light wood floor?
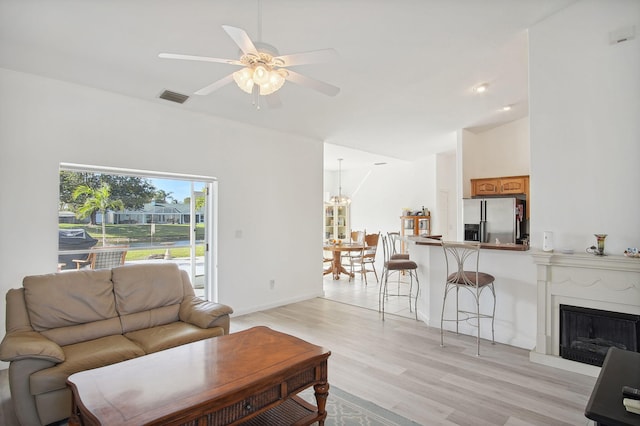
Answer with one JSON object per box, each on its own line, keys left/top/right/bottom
{"left": 232, "top": 298, "right": 596, "bottom": 426}
{"left": 1, "top": 296, "right": 597, "bottom": 426}
{"left": 322, "top": 270, "right": 419, "bottom": 319}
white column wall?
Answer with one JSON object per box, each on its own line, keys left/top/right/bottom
{"left": 529, "top": 0, "right": 640, "bottom": 254}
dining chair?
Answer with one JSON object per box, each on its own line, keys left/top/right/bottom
{"left": 343, "top": 230, "right": 365, "bottom": 266}
{"left": 351, "top": 230, "right": 365, "bottom": 244}
{"left": 440, "top": 241, "right": 496, "bottom": 356}
{"left": 379, "top": 234, "right": 419, "bottom": 320}
{"left": 349, "top": 232, "right": 380, "bottom": 284}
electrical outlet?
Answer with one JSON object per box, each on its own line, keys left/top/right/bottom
{"left": 269, "top": 279, "right": 275, "bottom": 289}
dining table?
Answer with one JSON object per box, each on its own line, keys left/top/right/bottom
{"left": 323, "top": 243, "right": 365, "bottom": 280}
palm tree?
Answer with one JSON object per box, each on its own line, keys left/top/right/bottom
{"left": 73, "top": 183, "right": 124, "bottom": 245}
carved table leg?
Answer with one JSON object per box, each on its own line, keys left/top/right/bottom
{"left": 68, "top": 414, "right": 81, "bottom": 426}
{"left": 314, "top": 382, "right": 329, "bottom": 425}
{"left": 332, "top": 252, "right": 341, "bottom": 280}
{"left": 67, "top": 397, "right": 82, "bottom": 426}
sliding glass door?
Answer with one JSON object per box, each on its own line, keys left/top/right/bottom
{"left": 58, "top": 163, "right": 218, "bottom": 301}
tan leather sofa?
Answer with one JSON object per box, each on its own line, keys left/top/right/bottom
{"left": 0, "top": 263, "right": 233, "bottom": 426}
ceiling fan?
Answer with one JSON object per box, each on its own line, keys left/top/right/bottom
{"left": 158, "top": 25, "right": 340, "bottom": 108}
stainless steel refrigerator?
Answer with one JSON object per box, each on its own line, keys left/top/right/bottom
{"left": 463, "top": 196, "right": 526, "bottom": 244}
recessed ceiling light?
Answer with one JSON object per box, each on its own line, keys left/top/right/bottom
{"left": 474, "top": 83, "right": 489, "bottom": 94}
{"left": 502, "top": 105, "right": 512, "bottom": 111}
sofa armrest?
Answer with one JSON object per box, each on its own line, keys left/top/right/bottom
{"left": 0, "top": 330, "right": 65, "bottom": 363}
{"left": 179, "top": 296, "right": 233, "bottom": 333}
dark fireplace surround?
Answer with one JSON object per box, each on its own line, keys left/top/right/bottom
{"left": 560, "top": 304, "right": 640, "bottom": 367}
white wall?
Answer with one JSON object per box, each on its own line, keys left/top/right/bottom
{"left": 0, "top": 68, "right": 324, "bottom": 368}
{"left": 462, "top": 117, "right": 531, "bottom": 198}
{"left": 529, "top": 0, "right": 640, "bottom": 254}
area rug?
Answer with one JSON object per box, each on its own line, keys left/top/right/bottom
{"left": 298, "top": 386, "right": 421, "bottom": 426}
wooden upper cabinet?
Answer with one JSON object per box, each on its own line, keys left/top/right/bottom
{"left": 471, "top": 175, "right": 529, "bottom": 197}
{"left": 472, "top": 179, "right": 500, "bottom": 195}
{"left": 500, "top": 176, "right": 528, "bottom": 194}
{"left": 472, "top": 175, "right": 530, "bottom": 218}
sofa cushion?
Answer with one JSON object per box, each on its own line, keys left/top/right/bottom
{"left": 23, "top": 270, "right": 117, "bottom": 334}
{"left": 41, "top": 317, "right": 123, "bottom": 347}
{"left": 125, "top": 321, "right": 224, "bottom": 354}
{"left": 112, "top": 263, "right": 184, "bottom": 316}
{"left": 114, "top": 263, "right": 190, "bottom": 333}
{"left": 120, "top": 304, "right": 180, "bottom": 334}
{"left": 29, "top": 335, "right": 145, "bottom": 396}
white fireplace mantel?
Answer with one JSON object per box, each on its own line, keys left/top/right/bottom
{"left": 530, "top": 251, "right": 640, "bottom": 376}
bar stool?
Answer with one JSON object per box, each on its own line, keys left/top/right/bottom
{"left": 379, "top": 234, "right": 419, "bottom": 320}
{"left": 440, "top": 241, "right": 496, "bottom": 356}
{"left": 387, "top": 232, "right": 409, "bottom": 260}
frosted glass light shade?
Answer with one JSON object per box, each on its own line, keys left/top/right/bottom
{"left": 259, "top": 69, "right": 286, "bottom": 95}
{"left": 233, "top": 68, "right": 254, "bottom": 94}
{"left": 233, "top": 66, "right": 286, "bottom": 96}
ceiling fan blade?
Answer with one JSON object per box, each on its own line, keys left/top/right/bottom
{"left": 265, "top": 93, "right": 283, "bottom": 109}
{"left": 222, "top": 25, "right": 258, "bottom": 56}
{"left": 284, "top": 70, "right": 340, "bottom": 97}
{"left": 274, "top": 48, "right": 338, "bottom": 67}
{"left": 194, "top": 73, "right": 235, "bottom": 95}
{"left": 158, "top": 53, "right": 242, "bottom": 66}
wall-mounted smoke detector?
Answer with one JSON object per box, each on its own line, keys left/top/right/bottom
{"left": 159, "top": 90, "right": 189, "bottom": 104}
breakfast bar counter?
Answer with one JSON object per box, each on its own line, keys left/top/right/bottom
{"left": 409, "top": 236, "right": 530, "bottom": 251}
{"left": 406, "top": 237, "right": 536, "bottom": 350}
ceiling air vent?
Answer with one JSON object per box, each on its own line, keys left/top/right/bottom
{"left": 159, "top": 90, "right": 189, "bottom": 104}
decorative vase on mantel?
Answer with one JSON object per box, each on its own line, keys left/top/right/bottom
{"left": 589, "top": 234, "right": 607, "bottom": 256}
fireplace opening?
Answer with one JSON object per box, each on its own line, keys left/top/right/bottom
{"left": 559, "top": 304, "right": 640, "bottom": 367}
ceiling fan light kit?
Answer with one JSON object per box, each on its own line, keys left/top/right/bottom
{"left": 231, "top": 49, "right": 289, "bottom": 96}
{"left": 158, "top": 24, "right": 339, "bottom": 106}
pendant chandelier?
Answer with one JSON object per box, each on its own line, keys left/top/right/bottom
{"left": 329, "top": 158, "right": 351, "bottom": 204}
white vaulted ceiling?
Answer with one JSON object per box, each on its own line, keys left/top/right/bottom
{"left": 0, "top": 0, "right": 577, "bottom": 170}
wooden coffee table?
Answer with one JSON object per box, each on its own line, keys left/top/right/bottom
{"left": 66, "top": 326, "right": 331, "bottom": 425}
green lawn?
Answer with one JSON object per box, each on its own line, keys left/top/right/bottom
{"left": 59, "top": 223, "right": 206, "bottom": 260}
{"left": 125, "top": 246, "right": 205, "bottom": 261}
{"left": 60, "top": 223, "right": 205, "bottom": 243}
